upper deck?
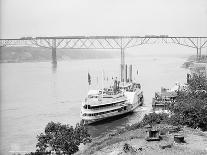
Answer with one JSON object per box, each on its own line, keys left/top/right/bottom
{"left": 85, "top": 89, "right": 127, "bottom": 107}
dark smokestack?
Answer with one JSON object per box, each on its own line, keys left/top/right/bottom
{"left": 125, "top": 64, "right": 127, "bottom": 82}
{"left": 129, "top": 65, "right": 132, "bottom": 82}
{"left": 121, "top": 64, "right": 124, "bottom": 82}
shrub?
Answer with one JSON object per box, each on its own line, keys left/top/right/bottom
{"left": 141, "top": 112, "right": 170, "bottom": 126}
{"left": 169, "top": 75, "right": 207, "bottom": 131}
{"left": 188, "top": 75, "right": 207, "bottom": 92}
{"left": 27, "top": 121, "right": 91, "bottom": 155}
{"left": 169, "top": 97, "right": 207, "bottom": 130}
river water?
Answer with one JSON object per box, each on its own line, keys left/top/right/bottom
{"left": 0, "top": 56, "right": 188, "bottom": 154}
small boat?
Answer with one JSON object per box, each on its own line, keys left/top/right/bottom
{"left": 81, "top": 81, "right": 143, "bottom": 124}
{"left": 152, "top": 83, "right": 187, "bottom": 107}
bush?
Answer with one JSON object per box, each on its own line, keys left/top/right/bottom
{"left": 169, "top": 75, "right": 207, "bottom": 131}
{"left": 188, "top": 75, "right": 207, "bottom": 92}
{"left": 170, "top": 96, "right": 207, "bottom": 130}
{"left": 141, "top": 112, "right": 170, "bottom": 126}
{"left": 27, "top": 121, "right": 91, "bottom": 155}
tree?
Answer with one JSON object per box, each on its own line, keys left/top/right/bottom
{"left": 141, "top": 112, "right": 170, "bottom": 126}
{"left": 34, "top": 121, "right": 91, "bottom": 155}
{"left": 169, "top": 75, "right": 207, "bottom": 131}
{"left": 188, "top": 74, "right": 207, "bottom": 92}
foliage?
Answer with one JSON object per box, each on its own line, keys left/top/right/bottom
{"left": 27, "top": 121, "right": 91, "bottom": 155}
{"left": 169, "top": 75, "right": 207, "bottom": 131}
{"left": 188, "top": 74, "right": 207, "bottom": 92}
{"left": 141, "top": 112, "right": 170, "bottom": 126}
{"left": 169, "top": 95, "right": 207, "bottom": 130}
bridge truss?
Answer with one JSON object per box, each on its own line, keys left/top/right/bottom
{"left": 1, "top": 36, "right": 207, "bottom": 81}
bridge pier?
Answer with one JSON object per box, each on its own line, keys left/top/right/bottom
{"left": 196, "top": 47, "right": 202, "bottom": 61}
{"left": 196, "top": 48, "right": 199, "bottom": 61}
{"left": 199, "top": 47, "right": 202, "bottom": 60}
{"left": 52, "top": 39, "right": 57, "bottom": 67}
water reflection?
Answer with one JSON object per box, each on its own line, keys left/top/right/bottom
{"left": 52, "top": 62, "right": 57, "bottom": 73}
{"left": 51, "top": 62, "right": 58, "bottom": 103}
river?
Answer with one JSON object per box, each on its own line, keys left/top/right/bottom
{"left": 0, "top": 56, "right": 188, "bottom": 154}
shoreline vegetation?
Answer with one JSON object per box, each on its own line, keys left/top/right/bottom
{"left": 182, "top": 55, "right": 207, "bottom": 68}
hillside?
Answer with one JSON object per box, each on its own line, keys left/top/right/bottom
{"left": 0, "top": 47, "right": 118, "bottom": 63}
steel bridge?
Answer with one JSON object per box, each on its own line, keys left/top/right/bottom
{"left": 1, "top": 36, "right": 207, "bottom": 81}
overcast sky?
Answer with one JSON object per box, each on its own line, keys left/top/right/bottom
{"left": 1, "top": 0, "right": 207, "bottom": 38}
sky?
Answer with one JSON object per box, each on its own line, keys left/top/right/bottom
{"left": 1, "top": 0, "right": 207, "bottom": 39}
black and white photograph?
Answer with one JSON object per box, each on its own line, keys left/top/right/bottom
{"left": 0, "top": 0, "right": 207, "bottom": 154}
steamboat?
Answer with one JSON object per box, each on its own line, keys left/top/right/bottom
{"left": 81, "top": 64, "right": 144, "bottom": 124}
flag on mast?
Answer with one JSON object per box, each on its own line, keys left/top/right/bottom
{"left": 88, "top": 72, "right": 91, "bottom": 85}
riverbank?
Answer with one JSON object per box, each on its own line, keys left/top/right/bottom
{"left": 75, "top": 68, "right": 207, "bottom": 155}
{"left": 76, "top": 124, "right": 207, "bottom": 155}
{"left": 182, "top": 55, "right": 207, "bottom": 69}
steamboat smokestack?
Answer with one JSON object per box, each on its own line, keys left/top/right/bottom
{"left": 121, "top": 64, "right": 124, "bottom": 82}
{"left": 125, "top": 64, "right": 127, "bottom": 82}
{"left": 129, "top": 64, "right": 132, "bottom": 82}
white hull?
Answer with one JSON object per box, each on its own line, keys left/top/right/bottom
{"left": 82, "top": 96, "right": 143, "bottom": 124}
{"left": 81, "top": 82, "right": 144, "bottom": 124}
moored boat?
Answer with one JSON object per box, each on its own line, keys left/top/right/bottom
{"left": 81, "top": 68, "right": 144, "bottom": 124}
{"left": 81, "top": 81, "right": 143, "bottom": 124}
{"left": 152, "top": 83, "right": 187, "bottom": 107}
{"left": 81, "top": 62, "right": 144, "bottom": 124}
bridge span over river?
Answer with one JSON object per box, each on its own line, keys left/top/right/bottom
{"left": 1, "top": 36, "right": 207, "bottom": 80}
